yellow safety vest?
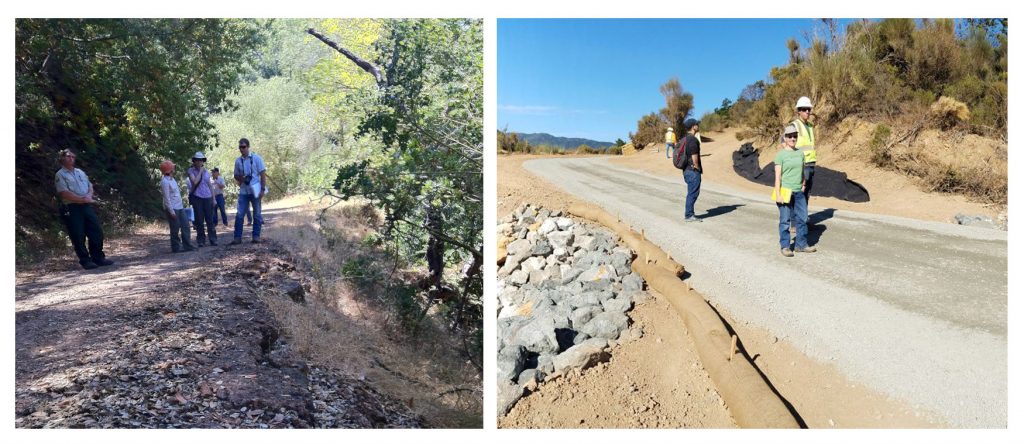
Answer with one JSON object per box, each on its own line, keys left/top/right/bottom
{"left": 793, "top": 119, "right": 817, "bottom": 163}
{"left": 665, "top": 131, "right": 676, "bottom": 144}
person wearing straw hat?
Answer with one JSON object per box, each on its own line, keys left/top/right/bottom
{"left": 187, "top": 151, "right": 217, "bottom": 247}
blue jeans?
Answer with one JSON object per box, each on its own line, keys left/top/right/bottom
{"left": 683, "top": 169, "right": 701, "bottom": 218}
{"left": 803, "top": 165, "right": 815, "bottom": 222}
{"left": 234, "top": 193, "right": 263, "bottom": 240}
{"left": 666, "top": 142, "right": 674, "bottom": 159}
{"left": 778, "top": 191, "right": 808, "bottom": 249}
{"left": 214, "top": 194, "right": 228, "bottom": 225}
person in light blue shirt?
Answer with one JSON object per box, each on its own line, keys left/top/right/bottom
{"left": 230, "top": 138, "right": 267, "bottom": 244}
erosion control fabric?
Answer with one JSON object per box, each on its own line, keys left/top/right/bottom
{"left": 732, "top": 143, "right": 870, "bottom": 203}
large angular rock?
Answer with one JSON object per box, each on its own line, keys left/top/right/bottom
{"left": 602, "top": 297, "right": 634, "bottom": 314}
{"left": 531, "top": 240, "right": 553, "bottom": 257}
{"left": 509, "top": 316, "right": 560, "bottom": 354}
{"left": 548, "top": 231, "right": 573, "bottom": 249}
{"left": 506, "top": 238, "right": 533, "bottom": 257}
{"left": 580, "top": 311, "right": 630, "bottom": 340}
{"left": 552, "top": 338, "right": 610, "bottom": 373}
{"left": 521, "top": 256, "right": 547, "bottom": 274}
{"left": 508, "top": 270, "right": 529, "bottom": 286}
{"left": 570, "top": 305, "right": 604, "bottom": 328}
{"left": 497, "top": 345, "right": 527, "bottom": 383}
{"left": 555, "top": 217, "right": 574, "bottom": 230}
{"left": 498, "top": 381, "right": 525, "bottom": 416}
{"left": 609, "top": 252, "right": 632, "bottom": 277}
{"left": 621, "top": 273, "right": 644, "bottom": 292}
{"left": 539, "top": 218, "right": 559, "bottom": 235}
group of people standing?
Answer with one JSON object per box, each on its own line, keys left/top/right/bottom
{"left": 158, "top": 137, "right": 268, "bottom": 252}
{"left": 55, "top": 138, "right": 268, "bottom": 269}
{"left": 667, "top": 96, "right": 819, "bottom": 257}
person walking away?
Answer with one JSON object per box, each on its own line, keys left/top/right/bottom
{"left": 664, "top": 127, "right": 676, "bottom": 158}
{"left": 211, "top": 168, "right": 228, "bottom": 227}
{"left": 160, "top": 161, "right": 195, "bottom": 253}
{"left": 187, "top": 152, "right": 218, "bottom": 247}
{"left": 775, "top": 124, "right": 816, "bottom": 257}
{"left": 681, "top": 119, "right": 703, "bottom": 222}
{"left": 231, "top": 138, "right": 267, "bottom": 244}
{"left": 792, "top": 96, "right": 816, "bottom": 225}
{"left": 54, "top": 149, "right": 113, "bottom": 270}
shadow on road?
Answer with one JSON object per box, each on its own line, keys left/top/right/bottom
{"left": 806, "top": 208, "right": 835, "bottom": 247}
{"left": 699, "top": 204, "right": 745, "bottom": 220}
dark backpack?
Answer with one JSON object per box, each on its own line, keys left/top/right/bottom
{"left": 672, "top": 135, "right": 690, "bottom": 169}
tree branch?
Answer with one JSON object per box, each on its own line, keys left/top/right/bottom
{"left": 306, "top": 28, "right": 384, "bottom": 87}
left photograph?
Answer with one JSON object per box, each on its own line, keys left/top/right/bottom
{"left": 15, "top": 18, "right": 483, "bottom": 428}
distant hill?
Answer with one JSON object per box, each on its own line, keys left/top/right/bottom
{"left": 514, "top": 132, "right": 615, "bottom": 149}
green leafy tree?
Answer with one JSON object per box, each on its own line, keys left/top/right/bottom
{"left": 15, "top": 18, "right": 265, "bottom": 260}
{"left": 308, "top": 19, "right": 483, "bottom": 364}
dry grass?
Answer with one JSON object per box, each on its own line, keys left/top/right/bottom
{"left": 830, "top": 116, "right": 1007, "bottom": 205}
{"left": 257, "top": 194, "right": 482, "bottom": 427}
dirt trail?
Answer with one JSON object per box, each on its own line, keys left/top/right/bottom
{"left": 498, "top": 152, "right": 1004, "bottom": 428}
{"left": 14, "top": 202, "right": 427, "bottom": 428}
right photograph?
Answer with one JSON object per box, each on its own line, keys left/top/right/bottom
{"left": 496, "top": 18, "right": 1007, "bottom": 428}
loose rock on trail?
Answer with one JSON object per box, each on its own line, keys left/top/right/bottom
{"left": 15, "top": 225, "right": 421, "bottom": 428}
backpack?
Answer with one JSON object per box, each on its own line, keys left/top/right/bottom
{"left": 672, "top": 135, "right": 690, "bottom": 169}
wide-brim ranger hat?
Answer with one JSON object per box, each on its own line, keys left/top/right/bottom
{"left": 784, "top": 123, "right": 799, "bottom": 136}
{"left": 192, "top": 151, "right": 207, "bottom": 162}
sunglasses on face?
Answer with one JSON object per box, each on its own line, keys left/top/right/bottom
{"left": 785, "top": 133, "right": 798, "bottom": 139}
{"left": 798, "top": 108, "right": 811, "bottom": 112}
{"left": 239, "top": 146, "right": 248, "bottom": 149}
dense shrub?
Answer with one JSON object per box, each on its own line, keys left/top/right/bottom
{"left": 732, "top": 18, "right": 1006, "bottom": 141}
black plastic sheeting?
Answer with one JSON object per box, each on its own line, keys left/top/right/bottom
{"left": 732, "top": 143, "right": 870, "bottom": 203}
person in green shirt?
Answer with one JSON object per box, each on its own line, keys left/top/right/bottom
{"left": 774, "top": 124, "right": 816, "bottom": 257}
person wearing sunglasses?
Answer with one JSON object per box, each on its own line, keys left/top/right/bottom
{"left": 791, "top": 96, "right": 816, "bottom": 224}
{"left": 230, "top": 138, "right": 267, "bottom": 244}
{"left": 54, "top": 149, "right": 113, "bottom": 270}
{"left": 775, "top": 124, "right": 815, "bottom": 257}
{"left": 187, "top": 151, "right": 218, "bottom": 247}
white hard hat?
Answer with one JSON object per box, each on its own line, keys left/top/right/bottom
{"left": 796, "top": 96, "right": 813, "bottom": 109}
{"left": 667, "top": 127, "right": 673, "bottom": 132}
{"left": 192, "top": 151, "right": 207, "bottom": 160}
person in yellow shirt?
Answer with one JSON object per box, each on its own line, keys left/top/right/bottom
{"left": 664, "top": 127, "right": 676, "bottom": 159}
{"left": 792, "top": 96, "right": 816, "bottom": 225}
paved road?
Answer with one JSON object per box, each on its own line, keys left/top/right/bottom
{"left": 524, "top": 157, "right": 1007, "bottom": 428}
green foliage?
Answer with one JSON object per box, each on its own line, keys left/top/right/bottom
{"left": 497, "top": 129, "right": 531, "bottom": 153}
{"left": 869, "top": 123, "right": 892, "bottom": 165}
{"left": 699, "top": 111, "right": 725, "bottom": 132}
{"left": 614, "top": 138, "right": 626, "bottom": 147}
{"left": 15, "top": 18, "right": 266, "bottom": 261}
{"left": 326, "top": 19, "right": 483, "bottom": 341}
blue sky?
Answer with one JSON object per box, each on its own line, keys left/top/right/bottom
{"left": 498, "top": 18, "right": 845, "bottom": 142}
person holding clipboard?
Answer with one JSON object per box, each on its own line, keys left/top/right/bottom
{"left": 774, "top": 123, "right": 816, "bottom": 257}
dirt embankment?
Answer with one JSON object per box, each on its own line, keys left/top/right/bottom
{"left": 498, "top": 153, "right": 941, "bottom": 428}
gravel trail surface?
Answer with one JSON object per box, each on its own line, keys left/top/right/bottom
{"left": 524, "top": 157, "right": 1007, "bottom": 428}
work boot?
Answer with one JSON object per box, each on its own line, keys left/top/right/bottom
{"left": 795, "top": 246, "right": 817, "bottom": 253}
{"left": 95, "top": 258, "right": 114, "bottom": 266}
{"left": 229, "top": 239, "right": 242, "bottom": 245}
{"left": 780, "top": 248, "right": 794, "bottom": 257}
{"left": 82, "top": 261, "right": 99, "bottom": 270}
